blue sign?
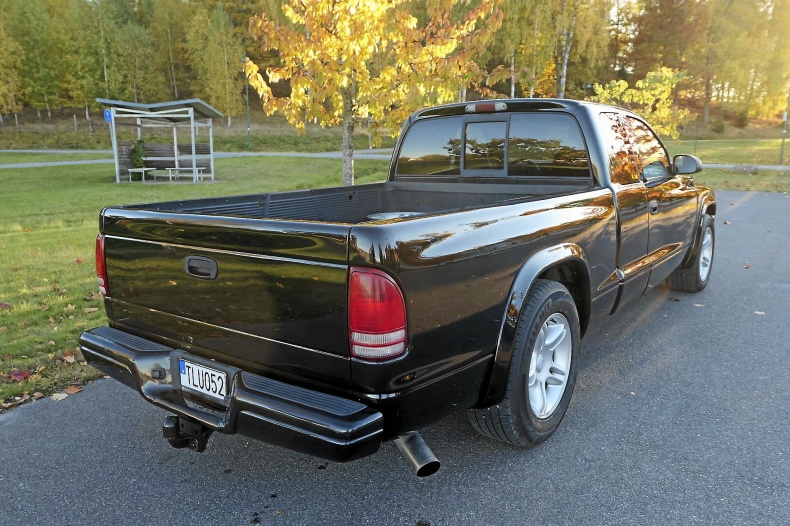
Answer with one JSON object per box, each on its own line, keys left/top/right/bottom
{"left": 104, "top": 109, "right": 112, "bottom": 123}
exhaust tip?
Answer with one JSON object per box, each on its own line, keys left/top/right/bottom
{"left": 394, "top": 431, "right": 441, "bottom": 477}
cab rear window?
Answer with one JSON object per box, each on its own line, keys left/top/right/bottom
{"left": 396, "top": 113, "right": 589, "bottom": 178}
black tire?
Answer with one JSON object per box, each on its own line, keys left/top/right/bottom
{"left": 669, "top": 214, "right": 715, "bottom": 293}
{"left": 468, "top": 279, "right": 580, "bottom": 447}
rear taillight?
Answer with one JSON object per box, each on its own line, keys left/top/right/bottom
{"left": 348, "top": 267, "right": 407, "bottom": 361}
{"left": 96, "top": 234, "right": 109, "bottom": 296}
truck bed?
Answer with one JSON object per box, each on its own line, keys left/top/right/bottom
{"left": 125, "top": 180, "right": 594, "bottom": 224}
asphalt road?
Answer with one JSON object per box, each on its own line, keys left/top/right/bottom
{"left": 1, "top": 190, "right": 788, "bottom": 526}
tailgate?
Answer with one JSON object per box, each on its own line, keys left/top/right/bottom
{"left": 100, "top": 209, "right": 352, "bottom": 391}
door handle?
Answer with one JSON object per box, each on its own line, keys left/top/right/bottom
{"left": 649, "top": 200, "right": 659, "bottom": 214}
{"left": 184, "top": 256, "right": 218, "bottom": 279}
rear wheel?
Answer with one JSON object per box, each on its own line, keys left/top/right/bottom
{"left": 669, "top": 214, "right": 714, "bottom": 293}
{"left": 468, "top": 279, "right": 580, "bottom": 447}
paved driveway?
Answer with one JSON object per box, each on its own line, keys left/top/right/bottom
{"left": 1, "top": 190, "right": 788, "bottom": 526}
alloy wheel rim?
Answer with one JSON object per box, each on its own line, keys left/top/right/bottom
{"left": 527, "top": 313, "right": 572, "bottom": 419}
{"left": 699, "top": 226, "right": 713, "bottom": 282}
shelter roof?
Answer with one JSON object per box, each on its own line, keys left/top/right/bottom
{"left": 96, "top": 98, "right": 223, "bottom": 120}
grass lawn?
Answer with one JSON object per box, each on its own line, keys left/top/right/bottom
{"left": 669, "top": 139, "right": 788, "bottom": 166}
{"left": 0, "top": 157, "right": 389, "bottom": 408}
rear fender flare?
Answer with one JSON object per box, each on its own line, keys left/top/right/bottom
{"left": 476, "top": 243, "right": 589, "bottom": 408}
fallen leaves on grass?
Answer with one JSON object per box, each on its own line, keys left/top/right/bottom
{"left": 82, "top": 307, "right": 99, "bottom": 314}
{"left": 75, "top": 258, "right": 85, "bottom": 265}
{"left": 10, "top": 369, "right": 31, "bottom": 382}
{"left": 0, "top": 303, "right": 10, "bottom": 310}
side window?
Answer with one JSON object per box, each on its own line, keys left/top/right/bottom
{"left": 464, "top": 121, "right": 506, "bottom": 170}
{"left": 397, "top": 117, "right": 462, "bottom": 175}
{"left": 627, "top": 117, "right": 670, "bottom": 180}
{"left": 599, "top": 112, "right": 641, "bottom": 185}
{"left": 508, "top": 113, "right": 590, "bottom": 177}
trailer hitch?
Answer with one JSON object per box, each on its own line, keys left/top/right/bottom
{"left": 162, "top": 415, "right": 213, "bottom": 453}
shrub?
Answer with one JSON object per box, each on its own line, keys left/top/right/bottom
{"left": 131, "top": 141, "right": 145, "bottom": 168}
{"left": 732, "top": 112, "right": 749, "bottom": 129}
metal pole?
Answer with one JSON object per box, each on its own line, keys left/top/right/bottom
{"left": 780, "top": 111, "right": 787, "bottom": 164}
{"left": 245, "top": 61, "right": 252, "bottom": 152}
{"left": 110, "top": 108, "right": 120, "bottom": 183}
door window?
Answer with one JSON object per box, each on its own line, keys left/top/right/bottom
{"left": 627, "top": 117, "right": 670, "bottom": 180}
{"left": 599, "top": 113, "right": 641, "bottom": 185}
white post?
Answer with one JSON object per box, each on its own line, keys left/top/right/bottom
{"left": 173, "top": 123, "right": 179, "bottom": 175}
{"left": 209, "top": 119, "right": 215, "bottom": 181}
{"left": 190, "top": 107, "right": 197, "bottom": 183}
{"left": 110, "top": 108, "right": 120, "bottom": 183}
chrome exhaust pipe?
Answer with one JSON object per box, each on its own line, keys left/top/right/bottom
{"left": 394, "top": 431, "right": 441, "bottom": 477}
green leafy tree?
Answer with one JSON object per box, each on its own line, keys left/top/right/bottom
{"left": 187, "top": 7, "right": 244, "bottom": 125}
{"left": 487, "top": 0, "right": 553, "bottom": 97}
{"left": 150, "top": 0, "right": 194, "bottom": 100}
{"left": 554, "top": 0, "right": 610, "bottom": 98}
{"left": 0, "top": 18, "right": 24, "bottom": 116}
{"left": 115, "top": 22, "right": 163, "bottom": 103}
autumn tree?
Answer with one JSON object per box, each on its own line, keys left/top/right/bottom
{"left": 245, "top": 0, "right": 504, "bottom": 186}
{"left": 591, "top": 67, "right": 691, "bottom": 138}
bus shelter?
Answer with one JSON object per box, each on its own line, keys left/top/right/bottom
{"left": 97, "top": 98, "right": 223, "bottom": 183}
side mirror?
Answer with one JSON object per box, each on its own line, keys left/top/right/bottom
{"left": 673, "top": 154, "right": 703, "bottom": 175}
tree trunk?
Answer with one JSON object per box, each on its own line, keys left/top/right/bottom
{"left": 556, "top": 0, "right": 579, "bottom": 99}
{"left": 510, "top": 53, "right": 515, "bottom": 98}
{"left": 704, "top": 53, "right": 712, "bottom": 124}
{"left": 85, "top": 105, "right": 94, "bottom": 133}
{"left": 167, "top": 25, "right": 179, "bottom": 99}
{"left": 341, "top": 88, "right": 355, "bottom": 187}
{"left": 529, "top": 16, "right": 539, "bottom": 98}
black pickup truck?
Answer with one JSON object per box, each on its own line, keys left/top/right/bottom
{"left": 80, "top": 99, "right": 715, "bottom": 476}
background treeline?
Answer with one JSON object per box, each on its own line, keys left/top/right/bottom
{"left": 0, "top": 0, "right": 788, "bottom": 130}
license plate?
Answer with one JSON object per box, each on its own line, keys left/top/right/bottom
{"left": 178, "top": 359, "right": 227, "bottom": 402}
